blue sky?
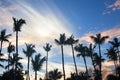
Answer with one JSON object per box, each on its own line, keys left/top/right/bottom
{"left": 0, "top": 0, "right": 120, "bottom": 79}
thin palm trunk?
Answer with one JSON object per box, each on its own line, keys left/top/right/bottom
{"left": 90, "top": 54, "right": 97, "bottom": 74}
{"left": 16, "top": 31, "right": 18, "bottom": 55}
{"left": 98, "top": 44, "right": 102, "bottom": 80}
{"left": 8, "top": 52, "right": 10, "bottom": 71}
{"left": 0, "top": 41, "right": 3, "bottom": 54}
{"left": 83, "top": 56, "right": 88, "bottom": 75}
{"left": 46, "top": 52, "right": 48, "bottom": 79}
{"left": 27, "top": 57, "right": 30, "bottom": 80}
{"left": 117, "top": 47, "right": 120, "bottom": 65}
{"left": 114, "top": 61, "right": 117, "bottom": 76}
{"left": 71, "top": 45, "right": 78, "bottom": 75}
{"left": 35, "top": 71, "right": 37, "bottom": 80}
{"left": 61, "top": 45, "right": 65, "bottom": 80}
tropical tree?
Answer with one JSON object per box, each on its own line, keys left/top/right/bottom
{"left": 105, "top": 47, "right": 118, "bottom": 74}
{"left": 0, "top": 29, "right": 11, "bottom": 54}
{"left": 0, "top": 53, "right": 6, "bottom": 68}
{"left": 90, "top": 33, "right": 109, "bottom": 80}
{"left": 109, "top": 38, "right": 120, "bottom": 63}
{"left": 92, "top": 53, "right": 105, "bottom": 80}
{"left": 66, "top": 35, "right": 79, "bottom": 75}
{"left": 74, "top": 44, "right": 89, "bottom": 75}
{"left": 31, "top": 54, "right": 46, "bottom": 80}
{"left": 48, "top": 69, "right": 62, "bottom": 80}
{"left": 7, "top": 42, "right": 15, "bottom": 71}
{"left": 43, "top": 43, "right": 52, "bottom": 79}
{"left": 54, "top": 33, "right": 67, "bottom": 80}
{"left": 86, "top": 44, "right": 97, "bottom": 74}
{"left": 13, "top": 17, "right": 26, "bottom": 55}
{"left": 5, "top": 54, "right": 23, "bottom": 70}
{"left": 23, "top": 43, "right": 36, "bottom": 80}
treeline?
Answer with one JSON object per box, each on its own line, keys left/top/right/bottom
{"left": 0, "top": 17, "right": 120, "bottom": 80}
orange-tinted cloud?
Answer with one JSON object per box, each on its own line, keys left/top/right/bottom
{"left": 79, "top": 27, "right": 120, "bottom": 43}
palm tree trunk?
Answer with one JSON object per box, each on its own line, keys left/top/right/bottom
{"left": 83, "top": 56, "right": 88, "bottom": 75}
{"left": 26, "top": 57, "right": 30, "bottom": 80}
{"left": 61, "top": 45, "right": 65, "bottom": 80}
{"left": 114, "top": 61, "right": 117, "bottom": 76}
{"left": 98, "top": 44, "right": 102, "bottom": 80}
{"left": 117, "top": 47, "right": 120, "bottom": 65}
{"left": 0, "top": 41, "right": 3, "bottom": 54}
{"left": 46, "top": 52, "right": 48, "bottom": 79}
{"left": 71, "top": 45, "right": 78, "bottom": 75}
{"left": 90, "top": 54, "right": 97, "bottom": 74}
{"left": 35, "top": 71, "right": 37, "bottom": 80}
{"left": 8, "top": 52, "right": 10, "bottom": 71}
{"left": 16, "top": 31, "right": 18, "bottom": 55}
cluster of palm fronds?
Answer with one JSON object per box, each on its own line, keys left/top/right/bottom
{"left": 0, "top": 17, "right": 120, "bottom": 80}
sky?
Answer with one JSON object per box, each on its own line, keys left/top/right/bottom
{"left": 0, "top": 0, "right": 120, "bottom": 79}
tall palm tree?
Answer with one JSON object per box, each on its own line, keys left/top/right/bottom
{"left": 74, "top": 44, "right": 89, "bottom": 75}
{"left": 66, "top": 35, "right": 79, "bottom": 75}
{"left": 7, "top": 42, "right": 15, "bottom": 71}
{"left": 23, "top": 43, "right": 36, "bottom": 80}
{"left": 105, "top": 47, "right": 118, "bottom": 75}
{"left": 48, "top": 69, "right": 62, "bottom": 80}
{"left": 90, "top": 33, "right": 109, "bottom": 80}
{"left": 43, "top": 43, "right": 52, "bottom": 79}
{"left": 13, "top": 17, "right": 26, "bottom": 55}
{"left": 92, "top": 53, "right": 105, "bottom": 80}
{"left": 109, "top": 38, "right": 120, "bottom": 63}
{"left": 54, "top": 33, "right": 67, "bottom": 80}
{"left": 31, "top": 54, "right": 46, "bottom": 80}
{"left": 0, "top": 29, "right": 11, "bottom": 54}
{"left": 86, "top": 44, "right": 97, "bottom": 74}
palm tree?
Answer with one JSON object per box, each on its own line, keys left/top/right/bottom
{"left": 54, "top": 33, "right": 67, "bottom": 80}
{"left": 86, "top": 44, "right": 97, "bottom": 74}
{"left": 43, "top": 43, "right": 52, "bottom": 79}
{"left": 48, "top": 69, "right": 62, "bottom": 80}
{"left": 105, "top": 47, "right": 118, "bottom": 73}
{"left": 0, "top": 53, "right": 6, "bottom": 68}
{"left": 109, "top": 38, "right": 120, "bottom": 64}
{"left": 5, "top": 54, "right": 23, "bottom": 70}
{"left": 0, "top": 29, "right": 11, "bottom": 54}
{"left": 90, "top": 33, "right": 109, "bottom": 80}
{"left": 23, "top": 43, "right": 36, "bottom": 80}
{"left": 66, "top": 35, "right": 79, "bottom": 75}
{"left": 74, "top": 44, "right": 89, "bottom": 75}
{"left": 13, "top": 17, "right": 26, "bottom": 55}
{"left": 7, "top": 42, "right": 15, "bottom": 71}
{"left": 31, "top": 54, "right": 46, "bottom": 80}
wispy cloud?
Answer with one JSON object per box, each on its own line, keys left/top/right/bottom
{"left": 103, "top": 0, "right": 120, "bottom": 14}
{"left": 79, "top": 27, "right": 120, "bottom": 43}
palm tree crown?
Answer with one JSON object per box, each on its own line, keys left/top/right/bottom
{"left": 48, "top": 69, "right": 62, "bottom": 80}
{"left": 31, "top": 53, "right": 46, "bottom": 80}
{"left": 0, "top": 29, "right": 11, "bottom": 53}
{"left": 13, "top": 17, "right": 26, "bottom": 32}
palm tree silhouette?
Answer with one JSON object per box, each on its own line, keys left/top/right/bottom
{"left": 105, "top": 47, "right": 118, "bottom": 74}
{"left": 5, "top": 54, "right": 23, "bottom": 70}
{"left": 74, "top": 44, "right": 89, "bottom": 75}
{"left": 48, "top": 69, "right": 62, "bottom": 80}
{"left": 0, "top": 29, "right": 11, "bottom": 54}
{"left": 43, "top": 43, "right": 52, "bottom": 79}
{"left": 66, "top": 35, "right": 79, "bottom": 75}
{"left": 23, "top": 43, "right": 36, "bottom": 80}
{"left": 31, "top": 54, "right": 46, "bottom": 80}
{"left": 86, "top": 44, "right": 97, "bottom": 74}
{"left": 54, "top": 33, "right": 67, "bottom": 80}
{"left": 92, "top": 53, "right": 105, "bottom": 80}
{"left": 90, "top": 33, "right": 109, "bottom": 80}
{"left": 7, "top": 42, "right": 15, "bottom": 71}
{"left": 109, "top": 38, "right": 120, "bottom": 64}
{"left": 13, "top": 17, "right": 26, "bottom": 55}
